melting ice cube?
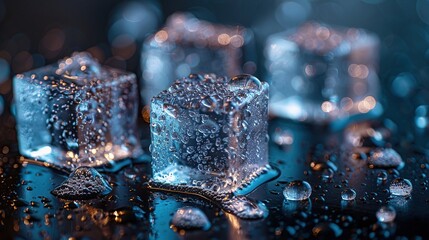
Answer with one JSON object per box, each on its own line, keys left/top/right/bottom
{"left": 150, "top": 73, "right": 278, "bottom": 195}
{"left": 51, "top": 167, "right": 112, "bottom": 200}
{"left": 140, "top": 13, "right": 255, "bottom": 104}
{"left": 265, "top": 22, "right": 381, "bottom": 125}
{"left": 13, "top": 52, "right": 142, "bottom": 170}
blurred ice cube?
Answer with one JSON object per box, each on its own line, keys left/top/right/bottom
{"left": 141, "top": 13, "right": 256, "bottom": 104}
{"left": 265, "top": 22, "right": 382, "bottom": 127}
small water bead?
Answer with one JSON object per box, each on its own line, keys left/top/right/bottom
{"left": 51, "top": 167, "right": 112, "bottom": 200}
{"left": 368, "top": 148, "right": 404, "bottom": 169}
{"left": 163, "top": 103, "right": 179, "bottom": 118}
{"left": 321, "top": 168, "right": 334, "bottom": 180}
{"left": 376, "top": 206, "right": 396, "bottom": 222}
{"left": 228, "top": 74, "right": 262, "bottom": 91}
{"left": 283, "top": 180, "right": 312, "bottom": 201}
{"left": 377, "top": 171, "right": 388, "bottom": 182}
{"left": 341, "top": 188, "right": 356, "bottom": 201}
{"left": 170, "top": 207, "right": 211, "bottom": 231}
{"left": 389, "top": 178, "right": 412, "bottom": 196}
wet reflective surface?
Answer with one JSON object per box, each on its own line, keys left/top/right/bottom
{"left": 1, "top": 113, "right": 429, "bottom": 239}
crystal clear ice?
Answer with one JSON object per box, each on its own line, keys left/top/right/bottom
{"left": 51, "top": 166, "right": 112, "bottom": 200}
{"left": 140, "top": 13, "right": 253, "bottom": 104}
{"left": 13, "top": 52, "right": 142, "bottom": 170}
{"left": 265, "top": 22, "right": 380, "bottom": 123}
{"left": 150, "top": 73, "right": 273, "bottom": 194}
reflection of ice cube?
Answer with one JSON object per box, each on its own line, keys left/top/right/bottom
{"left": 150, "top": 74, "right": 273, "bottom": 194}
{"left": 141, "top": 13, "right": 256, "bottom": 104}
{"left": 13, "top": 52, "right": 142, "bottom": 170}
{"left": 265, "top": 22, "right": 382, "bottom": 125}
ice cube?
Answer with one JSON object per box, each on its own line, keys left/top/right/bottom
{"left": 13, "top": 52, "right": 142, "bottom": 170}
{"left": 265, "top": 22, "right": 382, "bottom": 125}
{"left": 51, "top": 166, "right": 112, "bottom": 200}
{"left": 150, "top": 74, "right": 275, "bottom": 194}
{"left": 140, "top": 13, "right": 255, "bottom": 104}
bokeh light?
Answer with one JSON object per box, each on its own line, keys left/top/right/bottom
{"left": 108, "top": 1, "right": 162, "bottom": 44}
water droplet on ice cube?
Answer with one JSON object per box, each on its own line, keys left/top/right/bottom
{"left": 51, "top": 167, "right": 112, "bottom": 200}
{"left": 376, "top": 206, "right": 396, "bottom": 222}
{"left": 283, "top": 180, "right": 312, "bottom": 201}
{"left": 170, "top": 206, "right": 211, "bottom": 231}
{"left": 163, "top": 103, "right": 179, "bottom": 118}
{"left": 228, "top": 74, "right": 262, "bottom": 91}
{"left": 389, "top": 178, "right": 412, "bottom": 196}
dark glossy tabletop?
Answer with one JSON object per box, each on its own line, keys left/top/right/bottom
{"left": 1, "top": 107, "right": 429, "bottom": 239}
{"left": 2, "top": 0, "right": 429, "bottom": 239}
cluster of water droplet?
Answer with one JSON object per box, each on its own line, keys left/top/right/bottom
{"left": 14, "top": 52, "right": 141, "bottom": 170}
{"left": 150, "top": 73, "right": 271, "bottom": 194}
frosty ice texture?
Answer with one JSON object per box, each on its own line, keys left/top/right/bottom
{"left": 51, "top": 167, "right": 112, "bottom": 200}
{"left": 265, "top": 22, "right": 381, "bottom": 124}
{"left": 141, "top": 13, "right": 255, "bottom": 104}
{"left": 14, "top": 52, "right": 142, "bottom": 169}
{"left": 150, "top": 74, "right": 269, "bottom": 194}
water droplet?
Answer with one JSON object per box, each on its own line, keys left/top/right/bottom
{"left": 228, "top": 74, "right": 262, "bottom": 91}
{"left": 321, "top": 168, "right": 334, "bottom": 180}
{"left": 389, "top": 178, "right": 412, "bottom": 196}
{"left": 376, "top": 206, "right": 396, "bottom": 222}
{"left": 163, "top": 103, "right": 179, "bottom": 118}
{"left": 197, "top": 120, "right": 219, "bottom": 135}
{"left": 51, "top": 167, "right": 112, "bottom": 200}
{"left": 170, "top": 206, "right": 211, "bottom": 231}
{"left": 341, "top": 188, "right": 356, "bottom": 201}
{"left": 283, "top": 180, "right": 312, "bottom": 201}
{"left": 201, "top": 96, "right": 218, "bottom": 112}
{"left": 368, "top": 148, "right": 404, "bottom": 169}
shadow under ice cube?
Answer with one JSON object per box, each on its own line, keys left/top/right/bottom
{"left": 150, "top": 74, "right": 277, "bottom": 195}
{"left": 13, "top": 52, "right": 142, "bottom": 170}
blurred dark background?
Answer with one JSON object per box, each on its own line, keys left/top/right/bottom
{"left": 1, "top": 0, "right": 429, "bottom": 142}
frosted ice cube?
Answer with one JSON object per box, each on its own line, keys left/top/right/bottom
{"left": 265, "top": 22, "right": 382, "bottom": 125}
{"left": 140, "top": 13, "right": 255, "bottom": 104}
{"left": 13, "top": 52, "right": 142, "bottom": 170}
{"left": 51, "top": 166, "right": 112, "bottom": 200}
{"left": 150, "top": 74, "right": 274, "bottom": 194}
